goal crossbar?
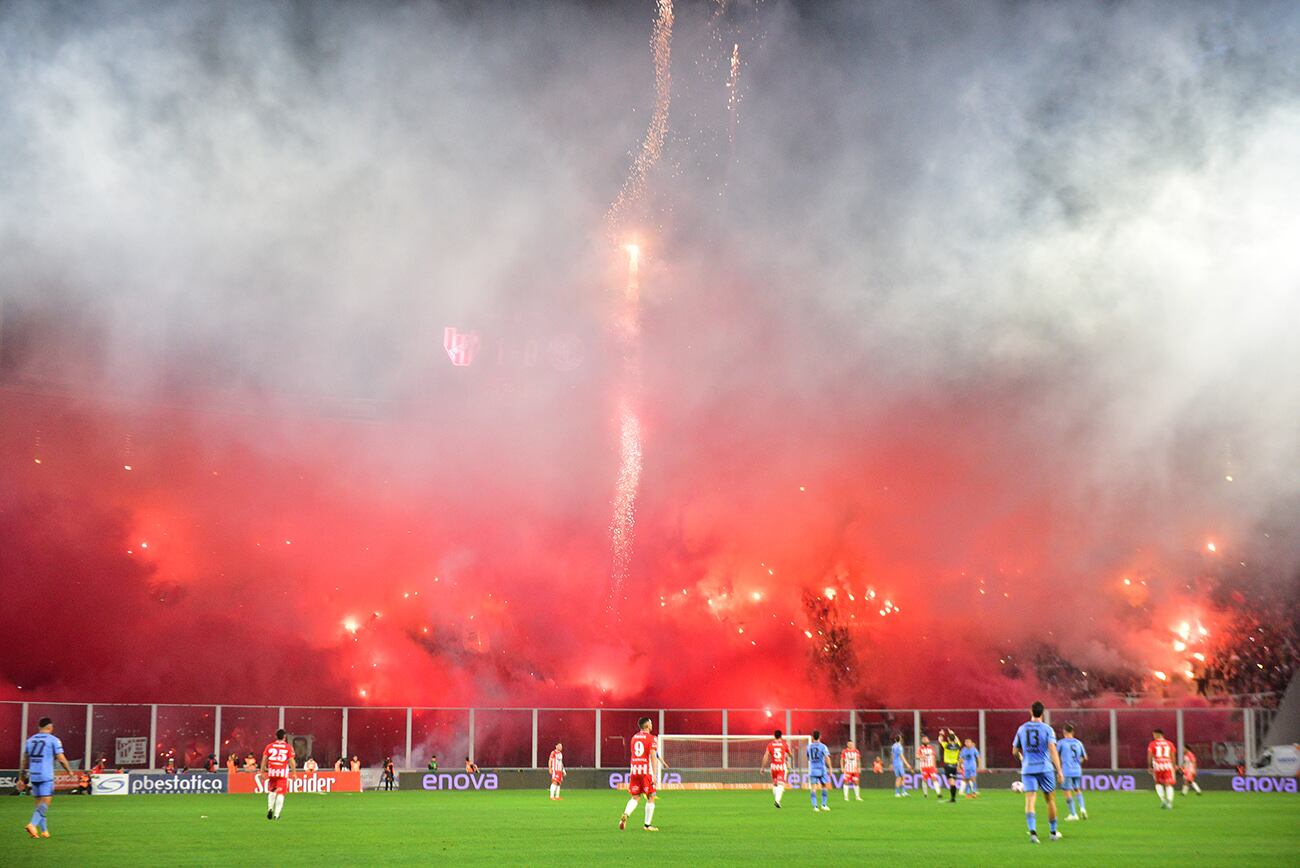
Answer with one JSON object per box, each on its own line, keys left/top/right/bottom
{"left": 658, "top": 734, "right": 814, "bottom": 776}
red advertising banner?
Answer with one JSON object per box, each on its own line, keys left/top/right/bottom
{"left": 226, "top": 771, "right": 361, "bottom": 794}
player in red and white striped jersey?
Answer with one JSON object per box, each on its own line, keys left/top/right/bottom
{"left": 916, "top": 737, "right": 941, "bottom": 799}
{"left": 618, "top": 717, "right": 663, "bottom": 832}
{"left": 260, "top": 728, "right": 296, "bottom": 820}
{"left": 548, "top": 742, "right": 565, "bottom": 800}
{"left": 761, "top": 730, "right": 792, "bottom": 808}
{"left": 1181, "top": 748, "right": 1202, "bottom": 795}
{"left": 1148, "top": 729, "right": 1177, "bottom": 809}
{"left": 840, "top": 742, "right": 862, "bottom": 802}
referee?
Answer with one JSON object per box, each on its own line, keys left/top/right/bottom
{"left": 939, "top": 729, "right": 962, "bottom": 803}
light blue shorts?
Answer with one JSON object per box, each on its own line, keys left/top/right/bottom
{"left": 1022, "top": 771, "right": 1056, "bottom": 793}
{"left": 1063, "top": 775, "right": 1082, "bottom": 790}
{"left": 31, "top": 779, "right": 54, "bottom": 798}
{"left": 807, "top": 771, "right": 830, "bottom": 785}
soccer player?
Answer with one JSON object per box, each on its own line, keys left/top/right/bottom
{"left": 548, "top": 742, "right": 565, "bottom": 800}
{"left": 1057, "top": 723, "right": 1088, "bottom": 820}
{"left": 915, "top": 735, "right": 941, "bottom": 799}
{"left": 1148, "top": 728, "right": 1177, "bottom": 809}
{"left": 465, "top": 757, "right": 479, "bottom": 774}
{"left": 19, "top": 717, "right": 74, "bottom": 839}
{"left": 760, "top": 729, "right": 791, "bottom": 808}
{"left": 381, "top": 756, "right": 395, "bottom": 791}
{"left": 1181, "top": 747, "right": 1202, "bottom": 795}
{"left": 959, "top": 738, "right": 980, "bottom": 798}
{"left": 840, "top": 741, "right": 863, "bottom": 801}
{"left": 891, "top": 733, "right": 913, "bottom": 797}
{"left": 1012, "top": 701, "right": 1065, "bottom": 844}
{"left": 260, "top": 727, "right": 295, "bottom": 820}
{"left": 619, "top": 717, "right": 662, "bottom": 832}
{"left": 939, "top": 729, "right": 962, "bottom": 803}
{"left": 807, "top": 730, "right": 832, "bottom": 811}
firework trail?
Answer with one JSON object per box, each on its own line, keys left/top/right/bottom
{"left": 605, "top": 0, "right": 674, "bottom": 235}
{"left": 727, "top": 42, "right": 741, "bottom": 170}
{"left": 605, "top": 1, "right": 672, "bottom": 610}
{"left": 608, "top": 242, "right": 643, "bottom": 611}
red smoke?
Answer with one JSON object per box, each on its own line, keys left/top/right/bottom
{"left": 0, "top": 260, "right": 1269, "bottom": 711}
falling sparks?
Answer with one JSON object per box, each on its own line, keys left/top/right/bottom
{"left": 606, "top": 0, "right": 673, "bottom": 234}
{"left": 727, "top": 42, "right": 740, "bottom": 152}
{"left": 1206, "top": 541, "right": 1217, "bottom": 552}
{"left": 607, "top": 238, "right": 645, "bottom": 611}
{"left": 343, "top": 618, "right": 359, "bottom": 635}
{"left": 1153, "top": 670, "right": 1168, "bottom": 682}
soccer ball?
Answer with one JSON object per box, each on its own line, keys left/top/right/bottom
{"left": 1011, "top": 781, "right": 1025, "bottom": 792}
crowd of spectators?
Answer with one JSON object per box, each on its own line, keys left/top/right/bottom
{"left": 1195, "top": 609, "right": 1299, "bottom": 707}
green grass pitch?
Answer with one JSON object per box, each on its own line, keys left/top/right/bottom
{"left": 2, "top": 787, "right": 1297, "bottom": 866}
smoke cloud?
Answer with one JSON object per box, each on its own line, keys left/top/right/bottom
{"left": 2, "top": 0, "right": 1298, "bottom": 711}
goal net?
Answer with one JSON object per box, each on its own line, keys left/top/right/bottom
{"left": 657, "top": 734, "right": 813, "bottom": 789}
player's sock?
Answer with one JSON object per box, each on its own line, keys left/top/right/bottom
{"left": 774, "top": 784, "right": 784, "bottom": 804}
{"left": 1076, "top": 793, "right": 1085, "bottom": 812}
{"left": 643, "top": 802, "right": 655, "bottom": 826}
{"left": 267, "top": 791, "right": 276, "bottom": 812}
{"left": 274, "top": 793, "right": 284, "bottom": 818}
{"left": 842, "top": 784, "right": 849, "bottom": 799}
{"left": 32, "top": 803, "right": 47, "bottom": 831}
{"left": 1066, "top": 795, "right": 1074, "bottom": 815}
{"left": 1026, "top": 811, "right": 1036, "bottom": 834}
{"left": 821, "top": 788, "right": 829, "bottom": 808}
{"left": 623, "top": 798, "right": 639, "bottom": 818}
{"left": 811, "top": 789, "right": 819, "bottom": 808}
{"left": 1049, "top": 817, "right": 1057, "bottom": 834}
{"left": 854, "top": 785, "right": 861, "bottom": 799}
{"left": 1192, "top": 782, "right": 1201, "bottom": 794}
{"left": 949, "top": 783, "right": 957, "bottom": 801}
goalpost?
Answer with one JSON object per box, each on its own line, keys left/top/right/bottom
{"left": 657, "top": 734, "right": 814, "bottom": 789}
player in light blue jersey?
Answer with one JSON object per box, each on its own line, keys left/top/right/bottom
{"left": 20, "top": 717, "right": 75, "bottom": 840}
{"left": 806, "top": 730, "right": 832, "bottom": 812}
{"left": 959, "top": 738, "right": 981, "bottom": 798}
{"left": 1057, "top": 723, "right": 1088, "bottom": 820}
{"left": 1012, "top": 701, "right": 1065, "bottom": 844}
{"left": 891, "top": 733, "right": 913, "bottom": 797}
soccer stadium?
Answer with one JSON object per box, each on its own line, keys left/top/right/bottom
{"left": 2, "top": 1, "right": 1298, "bottom": 865}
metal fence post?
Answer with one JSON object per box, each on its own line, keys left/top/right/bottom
{"left": 84, "top": 704, "right": 93, "bottom": 767}
{"left": 19, "top": 702, "right": 28, "bottom": 757}
{"left": 406, "top": 707, "right": 414, "bottom": 770}
{"left": 785, "top": 709, "right": 793, "bottom": 737}
{"left": 978, "top": 710, "right": 986, "bottom": 765}
{"left": 849, "top": 709, "right": 856, "bottom": 747}
{"left": 278, "top": 706, "right": 285, "bottom": 731}
{"left": 215, "top": 705, "right": 222, "bottom": 764}
{"left": 722, "top": 709, "right": 729, "bottom": 769}
{"left": 1176, "top": 708, "right": 1185, "bottom": 761}
{"left": 1110, "top": 709, "right": 1119, "bottom": 771}
{"left": 341, "top": 708, "right": 349, "bottom": 759}
{"left": 595, "top": 710, "right": 602, "bottom": 769}
{"left": 468, "top": 709, "right": 476, "bottom": 764}
{"left": 1243, "top": 708, "right": 1253, "bottom": 766}
{"left": 913, "top": 710, "right": 921, "bottom": 755}
{"left": 149, "top": 704, "right": 158, "bottom": 770}
{"left": 658, "top": 709, "right": 665, "bottom": 738}
{"left": 531, "top": 709, "right": 539, "bottom": 769}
